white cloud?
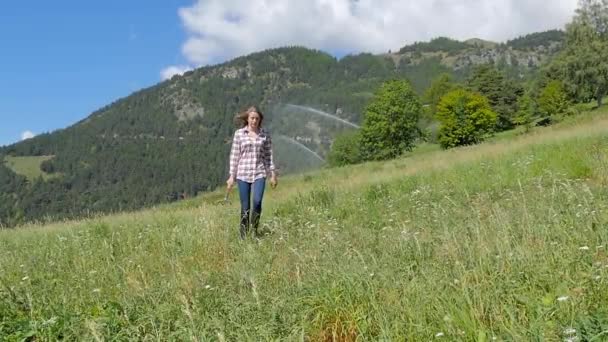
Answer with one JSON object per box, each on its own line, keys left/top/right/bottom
{"left": 21, "top": 130, "right": 35, "bottom": 140}
{"left": 162, "top": 0, "right": 578, "bottom": 74}
{"left": 160, "top": 65, "right": 193, "bottom": 80}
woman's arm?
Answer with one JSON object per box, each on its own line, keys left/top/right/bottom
{"left": 263, "top": 133, "right": 276, "bottom": 174}
{"left": 264, "top": 132, "right": 278, "bottom": 188}
{"left": 227, "top": 131, "right": 240, "bottom": 187}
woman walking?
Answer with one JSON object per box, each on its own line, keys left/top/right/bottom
{"left": 227, "top": 105, "right": 277, "bottom": 239}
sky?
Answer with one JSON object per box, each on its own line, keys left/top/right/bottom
{"left": 0, "top": 0, "right": 579, "bottom": 147}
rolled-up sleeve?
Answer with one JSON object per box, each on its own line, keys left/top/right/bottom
{"left": 229, "top": 131, "right": 240, "bottom": 176}
{"left": 264, "top": 133, "right": 276, "bottom": 173}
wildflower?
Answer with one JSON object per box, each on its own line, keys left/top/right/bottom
{"left": 92, "top": 288, "right": 101, "bottom": 293}
{"left": 579, "top": 246, "right": 590, "bottom": 251}
{"left": 557, "top": 296, "right": 569, "bottom": 302}
{"left": 42, "top": 317, "right": 58, "bottom": 326}
{"left": 435, "top": 332, "right": 444, "bottom": 337}
{"left": 205, "top": 285, "right": 212, "bottom": 290}
{"left": 563, "top": 327, "right": 576, "bottom": 335}
{"left": 21, "top": 276, "right": 29, "bottom": 281}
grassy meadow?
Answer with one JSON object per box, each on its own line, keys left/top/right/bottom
{"left": 2, "top": 110, "right": 608, "bottom": 340}
{"left": 3, "top": 155, "right": 57, "bottom": 181}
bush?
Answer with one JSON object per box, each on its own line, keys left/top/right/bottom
{"left": 436, "top": 89, "right": 498, "bottom": 148}
{"left": 538, "top": 80, "right": 570, "bottom": 117}
{"left": 327, "top": 130, "right": 362, "bottom": 167}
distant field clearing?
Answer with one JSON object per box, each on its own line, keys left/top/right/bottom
{"left": 3, "top": 155, "right": 57, "bottom": 181}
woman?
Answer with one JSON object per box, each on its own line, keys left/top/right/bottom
{"left": 227, "top": 105, "right": 278, "bottom": 239}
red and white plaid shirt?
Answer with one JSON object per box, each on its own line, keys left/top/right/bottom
{"left": 229, "top": 127, "right": 276, "bottom": 182}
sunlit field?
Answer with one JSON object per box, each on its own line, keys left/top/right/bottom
{"left": 2, "top": 110, "right": 608, "bottom": 340}
{"left": 3, "top": 155, "right": 56, "bottom": 181}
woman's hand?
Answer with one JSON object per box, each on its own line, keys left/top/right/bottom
{"left": 226, "top": 175, "right": 235, "bottom": 190}
{"left": 270, "top": 174, "right": 278, "bottom": 189}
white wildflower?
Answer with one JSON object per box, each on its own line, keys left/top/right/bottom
{"left": 92, "top": 288, "right": 101, "bottom": 293}
{"left": 21, "top": 276, "right": 29, "bottom": 281}
{"left": 557, "top": 296, "right": 569, "bottom": 302}
{"left": 563, "top": 327, "right": 576, "bottom": 335}
{"left": 42, "top": 316, "right": 58, "bottom": 326}
{"left": 579, "top": 246, "right": 590, "bottom": 251}
{"left": 205, "top": 285, "right": 211, "bottom": 289}
{"left": 435, "top": 332, "right": 444, "bottom": 337}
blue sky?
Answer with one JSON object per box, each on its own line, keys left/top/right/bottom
{"left": 0, "top": 0, "right": 578, "bottom": 147}
{"left": 0, "top": 0, "right": 191, "bottom": 146}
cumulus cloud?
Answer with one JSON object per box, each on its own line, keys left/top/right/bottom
{"left": 162, "top": 0, "right": 578, "bottom": 75}
{"left": 160, "top": 65, "right": 193, "bottom": 80}
{"left": 21, "top": 130, "right": 35, "bottom": 140}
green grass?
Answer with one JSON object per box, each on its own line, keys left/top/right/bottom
{"left": 2, "top": 111, "right": 608, "bottom": 340}
{"left": 3, "top": 155, "right": 57, "bottom": 181}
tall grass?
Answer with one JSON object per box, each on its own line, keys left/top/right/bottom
{"left": 1, "top": 112, "right": 608, "bottom": 340}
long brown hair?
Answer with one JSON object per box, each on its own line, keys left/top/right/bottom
{"left": 234, "top": 105, "right": 264, "bottom": 128}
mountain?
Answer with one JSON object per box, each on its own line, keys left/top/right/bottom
{"left": 0, "top": 30, "right": 565, "bottom": 227}
{"left": 393, "top": 30, "right": 564, "bottom": 77}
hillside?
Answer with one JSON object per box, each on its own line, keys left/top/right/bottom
{"left": 0, "top": 30, "right": 565, "bottom": 227}
{"left": 1, "top": 105, "right": 607, "bottom": 340}
{"left": 393, "top": 30, "right": 564, "bottom": 77}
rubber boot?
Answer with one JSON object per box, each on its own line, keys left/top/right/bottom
{"left": 239, "top": 210, "right": 250, "bottom": 239}
{"left": 251, "top": 211, "right": 261, "bottom": 238}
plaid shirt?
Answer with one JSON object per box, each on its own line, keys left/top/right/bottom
{"left": 229, "top": 127, "right": 276, "bottom": 182}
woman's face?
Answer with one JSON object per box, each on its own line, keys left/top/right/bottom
{"left": 247, "top": 111, "right": 261, "bottom": 129}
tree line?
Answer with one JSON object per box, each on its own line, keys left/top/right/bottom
{"left": 328, "top": 0, "right": 607, "bottom": 165}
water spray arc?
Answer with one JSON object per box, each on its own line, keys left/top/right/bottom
{"left": 275, "top": 135, "right": 325, "bottom": 162}
{"left": 284, "top": 104, "right": 360, "bottom": 129}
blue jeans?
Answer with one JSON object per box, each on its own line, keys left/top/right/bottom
{"left": 237, "top": 178, "right": 266, "bottom": 237}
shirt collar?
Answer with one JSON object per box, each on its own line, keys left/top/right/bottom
{"left": 243, "top": 127, "right": 265, "bottom": 135}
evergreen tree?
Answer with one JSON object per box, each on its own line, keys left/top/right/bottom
{"left": 513, "top": 92, "right": 537, "bottom": 132}
{"left": 466, "top": 64, "right": 523, "bottom": 130}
